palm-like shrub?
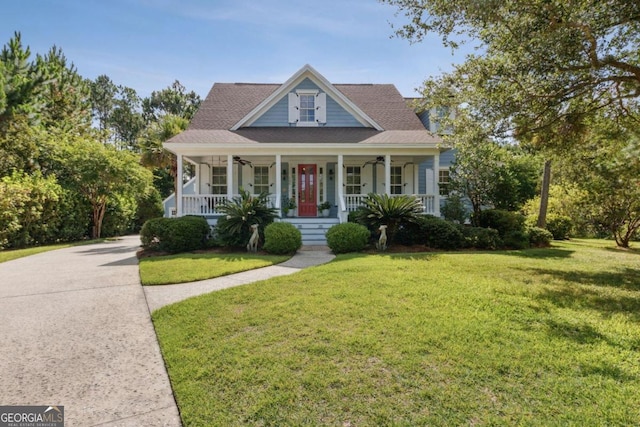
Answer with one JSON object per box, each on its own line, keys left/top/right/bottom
{"left": 352, "top": 193, "right": 425, "bottom": 244}
{"left": 215, "top": 189, "right": 277, "bottom": 248}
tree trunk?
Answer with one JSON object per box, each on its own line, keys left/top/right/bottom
{"left": 537, "top": 160, "right": 552, "bottom": 229}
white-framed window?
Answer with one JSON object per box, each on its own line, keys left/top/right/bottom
{"left": 390, "top": 166, "right": 402, "bottom": 194}
{"left": 299, "top": 94, "right": 315, "bottom": 123}
{"left": 346, "top": 166, "right": 361, "bottom": 194}
{"left": 253, "top": 166, "right": 269, "bottom": 194}
{"left": 439, "top": 169, "right": 450, "bottom": 196}
{"left": 288, "top": 90, "right": 326, "bottom": 126}
{"left": 211, "top": 167, "right": 227, "bottom": 195}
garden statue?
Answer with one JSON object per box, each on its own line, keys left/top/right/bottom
{"left": 247, "top": 224, "right": 259, "bottom": 252}
{"left": 377, "top": 225, "right": 388, "bottom": 251}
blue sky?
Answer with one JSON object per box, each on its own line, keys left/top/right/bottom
{"left": 2, "top": 0, "right": 469, "bottom": 98}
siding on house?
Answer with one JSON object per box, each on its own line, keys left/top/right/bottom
{"left": 251, "top": 78, "right": 364, "bottom": 128}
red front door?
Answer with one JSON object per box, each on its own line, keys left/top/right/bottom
{"left": 297, "top": 164, "right": 317, "bottom": 217}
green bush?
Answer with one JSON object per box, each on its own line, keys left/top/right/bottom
{"left": 0, "top": 171, "right": 64, "bottom": 249}
{"left": 503, "top": 230, "right": 530, "bottom": 249}
{"left": 477, "top": 209, "right": 526, "bottom": 238}
{"left": 420, "top": 216, "right": 465, "bottom": 250}
{"left": 101, "top": 193, "right": 137, "bottom": 237}
{"left": 546, "top": 215, "right": 573, "bottom": 240}
{"left": 135, "top": 187, "right": 164, "bottom": 232}
{"left": 215, "top": 189, "right": 278, "bottom": 248}
{"left": 140, "top": 216, "right": 209, "bottom": 253}
{"left": 351, "top": 193, "right": 424, "bottom": 245}
{"left": 441, "top": 195, "right": 469, "bottom": 224}
{"left": 326, "top": 223, "right": 370, "bottom": 254}
{"left": 528, "top": 226, "right": 553, "bottom": 247}
{"left": 395, "top": 221, "right": 425, "bottom": 246}
{"left": 263, "top": 222, "right": 302, "bottom": 254}
{"left": 459, "top": 226, "right": 502, "bottom": 250}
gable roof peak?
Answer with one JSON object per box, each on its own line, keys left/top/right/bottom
{"left": 230, "top": 64, "right": 384, "bottom": 131}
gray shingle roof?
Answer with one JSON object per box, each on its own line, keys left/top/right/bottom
{"left": 187, "top": 83, "right": 427, "bottom": 131}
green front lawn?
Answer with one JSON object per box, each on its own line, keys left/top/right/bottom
{"left": 153, "top": 240, "right": 640, "bottom": 426}
{"left": 139, "top": 253, "right": 290, "bottom": 285}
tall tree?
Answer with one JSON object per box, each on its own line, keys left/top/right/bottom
{"left": 110, "top": 85, "right": 144, "bottom": 150}
{"left": 0, "top": 32, "right": 46, "bottom": 129}
{"left": 139, "top": 114, "right": 188, "bottom": 202}
{"left": 89, "top": 74, "right": 117, "bottom": 138}
{"left": 36, "top": 46, "right": 91, "bottom": 133}
{"left": 55, "top": 133, "right": 152, "bottom": 238}
{"left": 384, "top": 0, "right": 640, "bottom": 143}
{"left": 558, "top": 115, "right": 640, "bottom": 247}
{"left": 142, "top": 80, "right": 201, "bottom": 122}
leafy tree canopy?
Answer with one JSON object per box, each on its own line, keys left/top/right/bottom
{"left": 385, "top": 0, "right": 640, "bottom": 143}
{"left": 142, "top": 80, "right": 201, "bottom": 122}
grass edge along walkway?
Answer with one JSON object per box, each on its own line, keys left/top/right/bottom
{"left": 152, "top": 240, "right": 640, "bottom": 426}
{"left": 139, "top": 252, "right": 291, "bottom": 285}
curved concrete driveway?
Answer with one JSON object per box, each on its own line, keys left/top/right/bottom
{"left": 0, "top": 236, "right": 181, "bottom": 426}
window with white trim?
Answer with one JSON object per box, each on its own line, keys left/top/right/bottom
{"left": 211, "top": 167, "right": 227, "bottom": 195}
{"left": 288, "top": 90, "right": 326, "bottom": 126}
{"left": 299, "top": 94, "right": 315, "bottom": 123}
{"left": 346, "top": 166, "right": 361, "bottom": 194}
{"left": 390, "top": 166, "right": 402, "bottom": 194}
{"left": 253, "top": 166, "right": 269, "bottom": 194}
{"left": 438, "top": 169, "right": 450, "bottom": 196}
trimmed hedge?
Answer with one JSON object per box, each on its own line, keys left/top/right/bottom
{"left": 477, "top": 209, "right": 526, "bottom": 238}
{"left": 140, "top": 216, "right": 209, "bottom": 253}
{"left": 459, "top": 226, "right": 501, "bottom": 250}
{"left": 263, "top": 222, "right": 302, "bottom": 254}
{"left": 528, "top": 227, "right": 553, "bottom": 247}
{"left": 326, "top": 223, "right": 370, "bottom": 254}
{"left": 420, "top": 216, "right": 465, "bottom": 250}
{"left": 547, "top": 215, "right": 573, "bottom": 240}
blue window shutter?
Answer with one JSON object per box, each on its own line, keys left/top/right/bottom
{"left": 316, "top": 93, "right": 326, "bottom": 123}
{"left": 288, "top": 93, "right": 298, "bottom": 123}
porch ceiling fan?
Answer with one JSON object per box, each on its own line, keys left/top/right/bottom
{"left": 362, "top": 156, "right": 393, "bottom": 168}
{"left": 222, "top": 156, "right": 253, "bottom": 168}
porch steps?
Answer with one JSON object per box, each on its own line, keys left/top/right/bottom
{"left": 281, "top": 217, "right": 339, "bottom": 246}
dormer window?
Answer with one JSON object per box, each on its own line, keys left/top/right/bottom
{"left": 288, "top": 90, "right": 326, "bottom": 126}
{"left": 299, "top": 94, "right": 315, "bottom": 123}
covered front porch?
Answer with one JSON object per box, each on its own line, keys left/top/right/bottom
{"left": 173, "top": 147, "right": 445, "bottom": 223}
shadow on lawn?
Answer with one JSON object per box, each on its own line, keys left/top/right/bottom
{"left": 499, "top": 247, "right": 575, "bottom": 259}
{"left": 528, "top": 267, "right": 640, "bottom": 291}
{"left": 534, "top": 279, "right": 640, "bottom": 323}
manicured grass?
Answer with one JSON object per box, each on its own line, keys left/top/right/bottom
{"left": 0, "top": 239, "right": 105, "bottom": 264}
{"left": 152, "top": 239, "right": 640, "bottom": 426}
{"left": 139, "top": 253, "right": 291, "bottom": 285}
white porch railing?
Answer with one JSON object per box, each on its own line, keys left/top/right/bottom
{"left": 182, "top": 194, "right": 278, "bottom": 215}
{"left": 342, "top": 194, "right": 437, "bottom": 214}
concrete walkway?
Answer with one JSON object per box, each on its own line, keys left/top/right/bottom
{"left": 0, "top": 237, "right": 334, "bottom": 426}
{"left": 144, "top": 247, "right": 335, "bottom": 312}
{"left": 0, "top": 236, "right": 181, "bottom": 426}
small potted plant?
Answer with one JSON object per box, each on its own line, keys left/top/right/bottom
{"left": 318, "top": 201, "right": 332, "bottom": 217}
{"left": 286, "top": 198, "right": 297, "bottom": 217}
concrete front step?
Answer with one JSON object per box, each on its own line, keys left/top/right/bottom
{"left": 281, "top": 217, "right": 339, "bottom": 246}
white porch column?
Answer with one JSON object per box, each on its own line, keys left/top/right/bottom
{"left": 433, "top": 152, "right": 441, "bottom": 217}
{"left": 275, "top": 154, "right": 282, "bottom": 212}
{"left": 176, "top": 153, "right": 183, "bottom": 217}
{"left": 226, "top": 154, "right": 234, "bottom": 199}
{"left": 337, "top": 154, "right": 345, "bottom": 212}
{"left": 385, "top": 154, "right": 391, "bottom": 195}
